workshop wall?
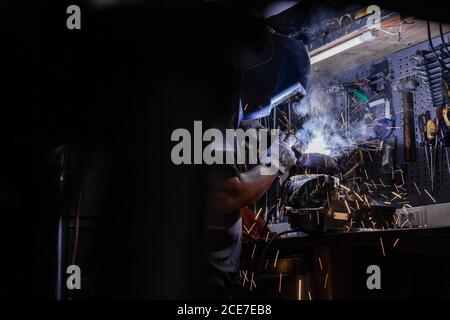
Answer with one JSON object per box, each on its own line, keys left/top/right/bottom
{"left": 329, "top": 33, "right": 450, "bottom": 206}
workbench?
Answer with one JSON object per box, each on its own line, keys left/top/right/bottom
{"left": 239, "top": 227, "right": 450, "bottom": 299}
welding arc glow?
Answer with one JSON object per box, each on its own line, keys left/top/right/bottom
{"left": 305, "top": 135, "right": 331, "bottom": 155}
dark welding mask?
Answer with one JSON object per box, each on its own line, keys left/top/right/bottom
{"left": 239, "top": 28, "right": 310, "bottom": 124}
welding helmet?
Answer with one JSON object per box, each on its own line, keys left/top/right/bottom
{"left": 239, "top": 28, "right": 310, "bottom": 123}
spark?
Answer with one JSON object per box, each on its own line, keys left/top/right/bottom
{"left": 278, "top": 273, "right": 283, "bottom": 293}
{"left": 242, "top": 270, "right": 249, "bottom": 287}
{"left": 363, "top": 194, "right": 371, "bottom": 207}
{"left": 344, "top": 200, "right": 351, "bottom": 213}
{"left": 380, "top": 237, "right": 386, "bottom": 257}
{"left": 371, "top": 179, "right": 377, "bottom": 189}
{"left": 354, "top": 191, "right": 364, "bottom": 202}
{"left": 347, "top": 219, "right": 353, "bottom": 232}
{"left": 399, "top": 169, "right": 405, "bottom": 185}
{"left": 298, "top": 280, "right": 302, "bottom": 300}
{"left": 391, "top": 191, "right": 402, "bottom": 200}
{"left": 400, "top": 218, "right": 408, "bottom": 228}
{"left": 413, "top": 182, "right": 421, "bottom": 195}
{"left": 254, "top": 208, "right": 262, "bottom": 221}
{"left": 393, "top": 238, "right": 400, "bottom": 247}
{"left": 343, "top": 163, "right": 360, "bottom": 178}
{"left": 318, "top": 257, "right": 323, "bottom": 271}
{"left": 247, "top": 223, "right": 256, "bottom": 234}
{"left": 251, "top": 243, "right": 257, "bottom": 260}
{"left": 324, "top": 273, "right": 329, "bottom": 289}
{"left": 424, "top": 188, "right": 437, "bottom": 203}
{"left": 308, "top": 291, "right": 312, "bottom": 300}
{"left": 250, "top": 273, "right": 255, "bottom": 291}
{"left": 274, "top": 249, "right": 280, "bottom": 267}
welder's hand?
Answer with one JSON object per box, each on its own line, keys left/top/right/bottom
{"left": 278, "top": 133, "right": 297, "bottom": 174}
{"left": 261, "top": 132, "right": 297, "bottom": 175}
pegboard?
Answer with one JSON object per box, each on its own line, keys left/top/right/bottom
{"left": 325, "top": 34, "right": 450, "bottom": 206}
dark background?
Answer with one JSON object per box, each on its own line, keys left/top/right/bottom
{"left": 1, "top": 0, "right": 450, "bottom": 299}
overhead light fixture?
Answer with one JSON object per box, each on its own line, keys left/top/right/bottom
{"left": 309, "top": 30, "right": 376, "bottom": 65}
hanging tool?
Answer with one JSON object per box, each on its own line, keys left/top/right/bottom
{"left": 418, "top": 111, "right": 436, "bottom": 190}
{"left": 418, "top": 112, "right": 431, "bottom": 178}
{"left": 438, "top": 106, "right": 450, "bottom": 173}
{"left": 398, "top": 77, "right": 419, "bottom": 162}
{"left": 424, "top": 111, "right": 437, "bottom": 192}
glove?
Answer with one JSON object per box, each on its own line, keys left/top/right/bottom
{"left": 278, "top": 133, "right": 297, "bottom": 173}
{"left": 260, "top": 131, "right": 297, "bottom": 174}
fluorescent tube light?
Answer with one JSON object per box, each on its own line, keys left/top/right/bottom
{"left": 310, "top": 31, "right": 376, "bottom": 65}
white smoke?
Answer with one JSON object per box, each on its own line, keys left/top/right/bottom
{"left": 293, "top": 84, "right": 357, "bottom": 157}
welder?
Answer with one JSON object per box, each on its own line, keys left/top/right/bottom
{"left": 204, "top": 26, "right": 310, "bottom": 299}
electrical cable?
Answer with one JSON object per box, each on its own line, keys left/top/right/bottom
{"left": 439, "top": 22, "right": 450, "bottom": 58}
{"left": 257, "top": 228, "right": 308, "bottom": 286}
{"left": 427, "top": 20, "right": 450, "bottom": 72}
{"left": 376, "top": 20, "right": 403, "bottom": 39}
